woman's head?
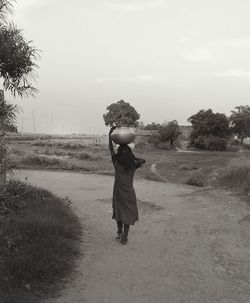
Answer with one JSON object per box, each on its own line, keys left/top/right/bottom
{"left": 116, "top": 144, "right": 135, "bottom": 171}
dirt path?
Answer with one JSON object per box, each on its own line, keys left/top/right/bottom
{"left": 14, "top": 170, "right": 250, "bottom": 303}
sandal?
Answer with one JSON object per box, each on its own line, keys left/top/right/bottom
{"left": 116, "top": 232, "right": 122, "bottom": 240}
{"left": 120, "top": 235, "right": 128, "bottom": 245}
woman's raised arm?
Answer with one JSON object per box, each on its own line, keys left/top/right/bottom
{"left": 109, "top": 126, "right": 116, "bottom": 162}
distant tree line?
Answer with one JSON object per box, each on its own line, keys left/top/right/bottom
{"left": 104, "top": 101, "right": 250, "bottom": 151}
{"left": 139, "top": 105, "right": 250, "bottom": 151}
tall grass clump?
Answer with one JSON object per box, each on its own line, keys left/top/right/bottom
{"left": 77, "top": 152, "right": 101, "bottom": 161}
{"left": 23, "top": 154, "right": 61, "bottom": 167}
{"left": 0, "top": 180, "right": 82, "bottom": 303}
{"left": 216, "top": 159, "right": 250, "bottom": 195}
{"left": 185, "top": 171, "right": 207, "bottom": 187}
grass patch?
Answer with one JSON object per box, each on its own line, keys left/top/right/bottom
{"left": 7, "top": 139, "right": 241, "bottom": 186}
{"left": 216, "top": 158, "right": 250, "bottom": 195}
{"left": 0, "top": 180, "right": 82, "bottom": 303}
{"left": 77, "top": 152, "right": 100, "bottom": 160}
{"left": 32, "top": 140, "right": 87, "bottom": 151}
{"left": 185, "top": 172, "right": 207, "bottom": 187}
{"left": 23, "top": 154, "right": 62, "bottom": 167}
{"left": 144, "top": 172, "right": 164, "bottom": 182}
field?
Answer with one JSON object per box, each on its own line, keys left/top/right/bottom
{"left": 4, "top": 136, "right": 250, "bottom": 303}
{"left": 6, "top": 135, "right": 248, "bottom": 189}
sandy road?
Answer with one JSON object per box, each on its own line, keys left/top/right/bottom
{"left": 14, "top": 169, "right": 250, "bottom": 303}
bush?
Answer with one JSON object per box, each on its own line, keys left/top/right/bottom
{"left": 23, "top": 154, "right": 61, "bottom": 167}
{"left": 193, "top": 136, "right": 228, "bottom": 151}
{"left": 206, "top": 136, "right": 228, "bottom": 151}
{"left": 77, "top": 152, "right": 99, "bottom": 160}
{"left": 216, "top": 160, "right": 250, "bottom": 191}
{"left": 185, "top": 172, "right": 207, "bottom": 187}
{"left": 242, "top": 143, "right": 250, "bottom": 150}
{"left": 0, "top": 180, "right": 82, "bottom": 303}
{"left": 193, "top": 136, "right": 206, "bottom": 149}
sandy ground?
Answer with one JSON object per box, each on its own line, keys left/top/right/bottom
{"left": 14, "top": 169, "right": 250, "bottom": 303}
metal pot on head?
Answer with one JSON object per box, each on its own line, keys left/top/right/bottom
{"left": 111, "top": 126, "right": 136, "bottom": 145}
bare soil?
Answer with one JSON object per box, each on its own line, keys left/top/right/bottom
{"left": 14, "top": 169, "right": 250, "bottom": 303}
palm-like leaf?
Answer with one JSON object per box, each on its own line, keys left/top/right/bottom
{"left": 0, "top": 23, "right": 40, "bottom": 97}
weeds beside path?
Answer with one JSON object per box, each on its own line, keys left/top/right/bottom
{"left": 0, "top": 180, "right": 82, "bottom": 303}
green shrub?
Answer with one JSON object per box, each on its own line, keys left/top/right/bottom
{"left": 206, "top": 136, "right": 228, "bottom": 151}
{"left": 78, "top": 152, "right": 93, "bottom": 160}
{"left": 194, "top": 136, "right": 206, "bottom": 149}
{"left": 216, "top": 160, "right": 250, "bottom": 191}
{"left": 185, "top": 172, "right": 207, "bottom": 187}
{"left": 242, "top": 143, "right": 250, "bottom": 150}
{"left": 23, "top": 154, "right": 61, "bottom": 167}
{"left": 0, "top": 180, "right": 82, "bottom": 303}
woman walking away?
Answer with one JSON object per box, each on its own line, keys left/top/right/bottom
{"left": 109, "top": 126, "right": 146, "bottom": 245}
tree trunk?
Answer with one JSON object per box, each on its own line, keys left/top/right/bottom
{"left": 0, "top": 89, "right": 6, "bottom": 185}
{"left": 240, "top": 133, "right": 244, "bottom": 144}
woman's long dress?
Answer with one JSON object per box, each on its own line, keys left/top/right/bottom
{"left": 112, "top": 157, "right": 140, "bottom": 225}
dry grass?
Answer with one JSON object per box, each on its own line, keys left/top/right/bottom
{"left": 215, "top": 157, "right": 250, "bottom": 195}
{"left": 0, "top": 180, "right": 82, "bottom": 303}
{"left": 23, "top": 154, "right": 62, "bottom": 167}
{"left": 6, "top": 138, "right": 243, "bottom": 186}
{"left": 185, "top": 172, "right": 208, "bottom": 187}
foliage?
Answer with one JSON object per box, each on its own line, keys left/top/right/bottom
{"left": 143, "top": 122, "right": 162, "bottom": 130}
{"left": 6, "top": 123, "right": 17, "bottom": 132}
{"left": 206, "top": 136, "right": 228, "bottom": 151}
{"left": 230, "top": 105, "right": 250, "bottom": 144}
{"left": 0, "top": 180, "right": 82, "bottom": 303}
{"left": 193, "top": 135, "right": 228, "bottom": 151}
{"left": 0, "top": 0, "right": 13, "bottom": 23}
{"left": 103, "top": 100, "right": 140, "bottom": 127}
{"left": 185, "top": 172, "right": 207, "bottom": 187}
{"left": 0, "top": 100, "right": 17, "bottom": 136}
{"left": 188, "top": 109, "right": 231, "bottom": 140}
{"left": 216, "top": 158, "right": 250, "bottom": 195}
{"left": 193, "top": 136, "right": 206, "bottom": 149}
{"left": 0, "top": 0, "right": 39, "bottom": 97}
{"left": 158, "top": 120, "right": 180, "bottom": 145}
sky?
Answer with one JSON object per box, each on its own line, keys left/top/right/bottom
{"left": 4, "top": 0, "right": 250, "bottom": 134}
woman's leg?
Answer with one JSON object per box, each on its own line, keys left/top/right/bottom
{"left": 116, "top": 221, "right": 123, "bottom": 238}
{"left": 121, "top": 224, "right": 130, "bottom": 244}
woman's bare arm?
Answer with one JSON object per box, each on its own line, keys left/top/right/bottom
{"left": 109, "top": 127, "right": 116, "bottom": 162}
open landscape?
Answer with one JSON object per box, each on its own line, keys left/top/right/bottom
{"left": 1, "top": 0, "right": 250, "bottom": 302}
{"left": 6, "top": 134, "right": 249, "bottom": 193}
{"left": 2, "top": 133, "right": 250, "bottom": 303}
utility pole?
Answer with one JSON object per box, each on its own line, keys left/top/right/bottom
{"left": 50, "top": 114, "right": 53, "bottom": 135}
{"left": 32, "top": 110, "right": 36, "bottom": 140}
{"left": 0, "top": 89, "right": 6, "bottom": 185}
{"left": 21, "top": 117, "right": 24, "bottom": 137}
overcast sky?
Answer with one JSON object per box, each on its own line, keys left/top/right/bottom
{"left": 4, "top": 0, "right": 250, "bottom": 134}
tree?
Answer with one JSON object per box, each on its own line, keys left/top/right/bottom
{"left": 230, "top": 105, "right": 250, "bottom": 144}
{"left": 188, "top": 109, "right": 231, "bottom": 142}
{"left": 143, "top": 122, "right": 162, "bottom": 130}
{"left": 0, "top": 1, "right": 39, "bottom": 184}
{"left": 0, "top": 96, "right": 17, "bottom": 135}
{"left": 0, "top": 0, "right": 39, "bottom": 97}
{"left": 6, "top": 124, "right": 17, "bottom": 132}
{"left": 103, "top": 100, "right": 140, "bottom": 127}
{"left": 159, "top": 120, "right": 180, "bottom": 146}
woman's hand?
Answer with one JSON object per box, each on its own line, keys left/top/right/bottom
{"left": 109, "top": 126, "right": 116, "bottom": 136}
